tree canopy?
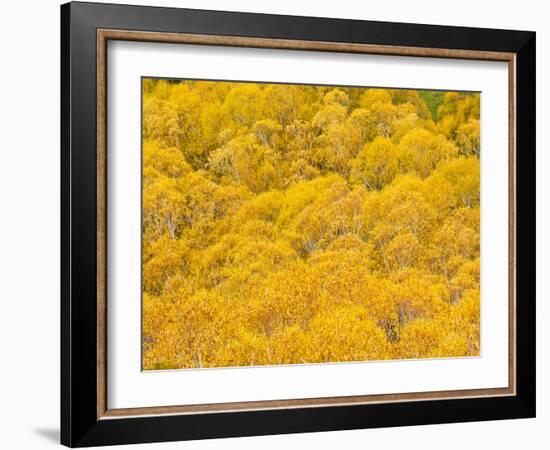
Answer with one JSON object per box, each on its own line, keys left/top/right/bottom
{"left": 142, "top": 79, "right": 480, "bottom": 369}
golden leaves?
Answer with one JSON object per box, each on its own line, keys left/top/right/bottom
{"left": 141, "top": 80, "right": 481, "bottom": 369}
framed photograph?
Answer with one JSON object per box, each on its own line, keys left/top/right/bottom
{"left": 61, "top": 1, "right": 536, "bottom": 447}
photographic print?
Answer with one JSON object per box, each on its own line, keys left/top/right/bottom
{"left": 62, "top": 6, "right": 535, "bottom": 444}
{"left": 141, "top": 78, "right": 481, "bottom": 370}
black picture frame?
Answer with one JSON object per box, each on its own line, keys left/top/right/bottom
{"left": 61, "top": 1, "right": 536, "bottom": 447}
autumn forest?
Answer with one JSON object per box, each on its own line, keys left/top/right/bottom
{"left": 142, "top": 78, "right": 481, "bottom": 370}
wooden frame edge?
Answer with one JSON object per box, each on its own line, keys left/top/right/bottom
{"left": 97, "top": 28, "right": 108, "bottom": 419}
{"left": 100, "top": 387, "right": 515, "bottom": 419}
{"left": 98, "top": 29, "right": 515, "bottom": 61}
{"left": 96, "top": 28, "right": 517, "bottom": 420}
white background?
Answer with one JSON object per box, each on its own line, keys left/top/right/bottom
{"left": 0, "top": 0, "right": 546, "bottom": 449}
{"left": 108, "top": 42, "right": 509, "bottom": 409}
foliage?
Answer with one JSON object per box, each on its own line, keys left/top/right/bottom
{"left": 142, "top": 79, "right": 480, "bottom": 369}
{"left": 419, "top": 90, "right": 445, "bottom": 120}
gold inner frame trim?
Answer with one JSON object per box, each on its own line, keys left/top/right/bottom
{"left": 96, "top": 28, "right": 517, "bottom": 420}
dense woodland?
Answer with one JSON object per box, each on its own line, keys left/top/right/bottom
{"left": 142, "top": 79, "right": 481, "bottom": 369}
